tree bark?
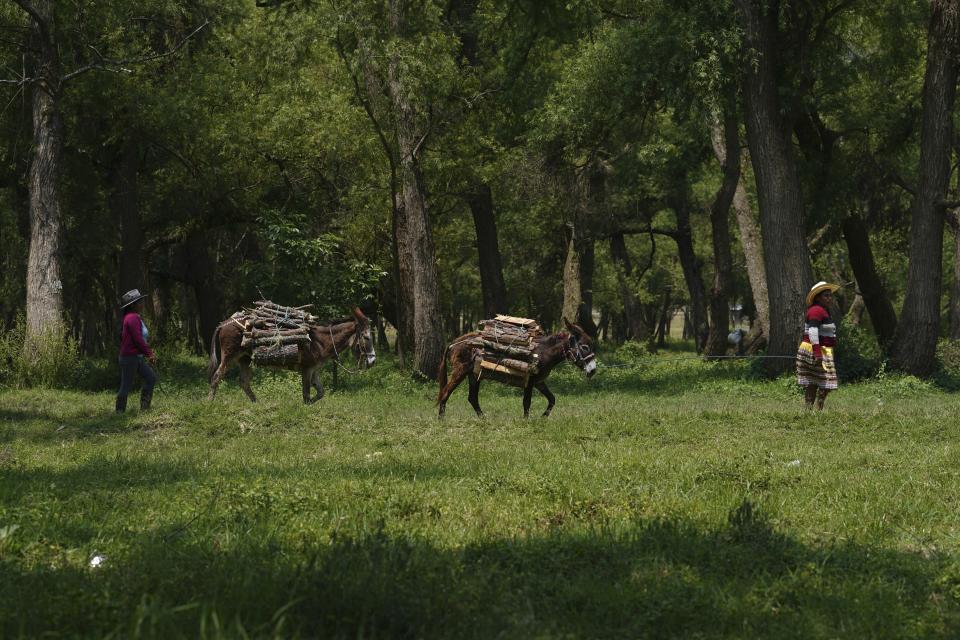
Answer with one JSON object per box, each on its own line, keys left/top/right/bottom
{"left": 951, "top": 226, "right": 960, "bottom": 340}
{"left": 112, "top": 136, "right": 144, "bottom": 297}
{"left": 891, "top": 0, "right": 960, "bottom": 374}
{"left": 576, "top": 234, "right": 597, "bottom": 337}
{"left": 23, "top": 0, "right": 65, "bottom": 341}
{"left": 388, "top": 0, "right": 444, "bottom": 379}
{"left": 610, "top": 232, "right": 649, "bottom": 341}
{"left": 466, "top": 183, "right": 508, "bottom": 317}
{"left": 734, "top": 0, "right": 814, "bottom": 374}
{"left": 704, "top": 109, "right": 740, "bottom": 357}
{"left": 840, "top": 212, "right": 898, "bottom": 344}
{"left": 185, "top": 232, "right": 223, "bottom": 354}
{"left": 561, "top": 223, "right": 581, "bottom": 325}
{"left": 667, "top": 177, "right": 709, "bottom": 353}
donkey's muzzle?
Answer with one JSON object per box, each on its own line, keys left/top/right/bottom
{"left": 583, "top": 359, "right": 597, "bottom": 377}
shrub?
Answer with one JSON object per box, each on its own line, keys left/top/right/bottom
{"left": 611, "top": 340, "right": 650, "bottom": 362}
{"left": 0, "top": 317, "right": 81, "bottom": 389}
{"left": 834, "top": 323, "right": 881, "bottom": 383}
{"left": 935, "top": 338, "right": 960, "bottom": 390}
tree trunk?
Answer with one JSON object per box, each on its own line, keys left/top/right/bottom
{"left": 610, "top": 232, "right": 649, "bottom": 341}
{"left": 655, "top": 288, "right": 672, "bottom": 349}
{"left": 840, "top": 212, "right": 898, "bottom": 344}
{"left": 23, "top": 0, "right": 65, "bottom": 341}
{"left": 112, "top": 137, "right": 145, "bottom": 298}
{"left": 576, "top": 234, "right": 597, "bottom": 337}
{"left": 561, "top": 223, "right": 581, "bottom": 325}
{"left": 704, "top": 109, "right": 740, "bottom": 357}
{"left": 846, "top": 293, "right": 866, "bottom": 327}
{"left": 388, "top": 0, "right": 444, "bottom": 379}
{"left": 734, "top": 0, "right": 814, "bottom": 374}
{"left": 949, "top": 212, "right": 960, "bottom": 339}
{"left": 667, "top": 177, "right": 709, "bottom": 353}
{"left": 185, "top": 232, "right": 223, "bottom": 354}
{"left": 891, "top": 0, "right": 960, "bottom": 374}
{"left": 466, "top": 183, "right": 508, "bottom": 317}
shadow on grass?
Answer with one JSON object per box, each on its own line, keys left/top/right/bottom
{"left": 0, "top": 454, "right": 200, "bottom": 493}
{"left": 0, "top": 407, "right": 154, "bottom": 443}
{"left": 3, "top": 500, "right": 958, "bottom": 639}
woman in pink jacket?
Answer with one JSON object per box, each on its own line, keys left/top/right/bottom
{"left": 116, "top": 289, "right": 157, "bottom": 413}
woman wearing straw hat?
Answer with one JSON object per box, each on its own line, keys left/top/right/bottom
{"left": 116, "top": 289, "right": 157, "bottom": 413}
{"left": 796, "top": 281, "right": 840, "bottom": 410}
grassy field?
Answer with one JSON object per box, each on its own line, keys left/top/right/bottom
{"left": 3, "top": 350, "right": 960, "bottom": 638}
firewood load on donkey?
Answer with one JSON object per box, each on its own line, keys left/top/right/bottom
{"left": 207, "top": 301, "right": 376, "bottom": 404}
{"left": 437, "top": 315, "right": 596, "bottom": 418}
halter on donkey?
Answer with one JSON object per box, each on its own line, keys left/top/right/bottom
{"left": 437, "top": 318, "right": 596, "bottom": 418}
{"left": 207, "top": 307, "right": 376, "bottom": 404}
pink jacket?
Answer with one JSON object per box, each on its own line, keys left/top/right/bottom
{"left": 120, "top": 312, "right": 154, "bottom": 358}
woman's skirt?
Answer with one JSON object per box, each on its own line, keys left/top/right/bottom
{"left": 796, "top": 341, "right": 838, "bottom": 390}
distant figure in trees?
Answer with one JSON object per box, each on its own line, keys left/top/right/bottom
{"left": 796, "top": 282, "right": 840, "bottom": 410}
{"left": 116, "top": 289, "right": 157, "bottom": 414}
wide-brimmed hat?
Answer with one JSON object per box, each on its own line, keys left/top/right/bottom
{"left": 119, "top": 289, "right": 148, "bottom": 309}
{"left": 805, "top": 281, "right": 840, "bottom": 307}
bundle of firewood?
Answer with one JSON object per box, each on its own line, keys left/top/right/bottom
{"left": 470, "top": 315, "right": 543, "bottom": 387}
{"left": 240, "top": 300, "right": 318, "bottom": 365}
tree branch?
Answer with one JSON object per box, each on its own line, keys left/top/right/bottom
{"left": 617, "top": 225, "right": 677, "bottom": 239}
{"left": 60, "top": 20, "right": 210, "bottom": 86}
{"left": 11, "top": 0, "right": 49, "bottom": 46}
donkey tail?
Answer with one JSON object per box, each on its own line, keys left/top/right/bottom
{"left": 207, "top": 325, "right": 221, "bottom": 382}
{"left": 435, "top": 345, "right": 449, "bottom": 404}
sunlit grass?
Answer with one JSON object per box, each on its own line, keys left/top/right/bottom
{"left": 2, "top": 352, "right": 960, "bottom": 637}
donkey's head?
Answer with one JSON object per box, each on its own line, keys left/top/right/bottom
{"left": 563, "top": 318, "right": 596, "bottom": 377}
{"left": 351, "top": 307, "right": 377, "bottom": 368}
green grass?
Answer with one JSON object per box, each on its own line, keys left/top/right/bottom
{"left": 3, "top": 352, "right": 960, "bottom": 638}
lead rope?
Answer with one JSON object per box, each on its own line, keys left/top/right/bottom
{"left": 329, "top": 323, "right": 365, "bottom": 374}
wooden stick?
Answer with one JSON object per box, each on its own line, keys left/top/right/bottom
{"left": 478, "top": 338, "right": 534, "bottom": 358}
{"left": 245, "top": 327, "right": 308, "bottom": 338}
{"left": 242, "top": 334, "right": 311, "bottom": 348}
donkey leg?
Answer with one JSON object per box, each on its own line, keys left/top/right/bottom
{"left": 238, "top": 358, "right": 257, "bottom": 403}
{"left": 208, "top": 355, "right": 234, "bottom": 401}
{"left": 301, "top": 367, "right": 316, "bottom": 405}
{"left": 537, "top": 382, "right": 556, "bottom": 417}
{"left": 437, "top": 365, "right": 468, "bottom": 419}
{"left": 312, "top": 368, "right": 325, "bottom": 400}
{"left": 467, "top": 374, "right": 484, "bottom": 418}
{"left": 522, "top": 384, "right": 534, "bottom": 418}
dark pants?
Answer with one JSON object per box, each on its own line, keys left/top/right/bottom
{"left": 117, "top": 355, "right": 156, "bottom": 402}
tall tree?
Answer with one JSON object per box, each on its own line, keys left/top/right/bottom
{"left": 386, "top": 0, "right": 444, "bottom": 378}
{"left": 704, "top": 107, "right": 740, "bottom": 357}
{"left": 15, "top": 0, "right": 64, "bottom": 340}
{"left": 733, "top": 0, "right": 814, "bottom": 373}
{"left": 891, "top": 0, "right": 960, "bottom": 375}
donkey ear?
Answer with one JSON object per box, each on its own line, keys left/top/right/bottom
{"left": 352, "top": 307, "right": 367, "bottom": 322}
{"left": 563, "top": 317, "right": 575, "bottom": 332}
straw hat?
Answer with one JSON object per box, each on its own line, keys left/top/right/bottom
{"left": 805, "top": 281, "right": 840, "bottom": 307}
{"left": 119, "top": 288, "right": 148, "bottom": 309}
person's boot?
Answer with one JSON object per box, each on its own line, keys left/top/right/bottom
{"left": 115, "top": 395, "right": 127, "bottom": 414}
{"left": 140, "top": 388, "right": 153, "bottom": 412}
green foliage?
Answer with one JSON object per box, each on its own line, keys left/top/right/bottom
{"left": 935, "top": 339, "right": 960, "bottom": 390}
{"left": 834, "top": 323, "right": 883, "bottom": 383}
{"left": 0, "top": 319, "right": 81, "bottom": 389}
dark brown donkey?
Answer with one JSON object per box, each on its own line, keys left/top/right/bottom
{"left": 207, "top": 307, "right": 376, "bottom": 404}
{"left": 437, "top": 319, "right": 596, "bottom": 418}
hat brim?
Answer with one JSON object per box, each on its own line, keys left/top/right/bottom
{"left": 120, "top": 294, "right": 148, "bottom": 309}
{"left": 805, "top": 284, "right": 840, "bottom": 307}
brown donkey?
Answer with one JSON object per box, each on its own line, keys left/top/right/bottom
{"left": 207, "top": 307, "right": 376, "bottom": 404}
{"left": 437, "top": 319, "right": 596, "bottom": 418}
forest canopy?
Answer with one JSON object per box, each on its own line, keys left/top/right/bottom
{"left": 1, "top": 0, "right": 959, "bottom": 380}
